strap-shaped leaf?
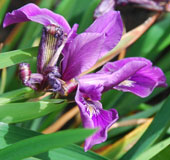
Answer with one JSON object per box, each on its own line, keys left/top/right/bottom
{"left": 137, "top": 138, "right": 170, "bottom": 160}
{"left": 0, "top": 47, "right": 38, "bottom": 69}
{"left": 0, "top": 122, "right": 106, "bottom": 160}
{"left": 0, "top": 128, "right": 95, "bottom": 160}
{"left": 0, "top": 100, "right": 66, "bottom": 123}
{"left": 121, "top": 95, "right": 170, "bottom": 160}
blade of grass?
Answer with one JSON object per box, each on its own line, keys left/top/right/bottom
{"left": 151, "top": 144, "right": 170, "bottom": 160}
{"left": 0, "top": 100, "right": 66, "bottom": 123}
{"left": 0, "top": 68, "right": 7, "bottom": 94}
{"left": 121, "top": 95, "right": 170, "bottom": 160}
{"left": 0, "top": 129, "right": 95, "bottom": 160}
{"left": 127, "top": 13, "right": 170, "bottom": 60}
{"left": 42, "top": 106, "right": 79, "bottom": 134}
{"left": 108, "top": 101, "right": 163, "bottom": 138}
{"left": 0, "top": 122, "right": 107, "bottom": 160}
{"left": 78, "top": 0, "right": 100, "bottom": 33}
{"left": 3, "top": 23, "right": 26, "bottom": 51}
{"left": 101, "top": 118, "right": 153, "bottom": 159}
{"left": 137, "top": 138, "right": 170, "bottom": 160}
{"left": 0, "top": 47, "right": 38, "bottom": 69}
{"left": 0, "top": 87, "right": 36, "bottom": 104}
{"left": 0, "top": 0, "right": 10, "bottom": 24}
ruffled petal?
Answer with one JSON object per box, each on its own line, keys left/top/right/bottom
{"left": 113, "top": 64, "right": 167, "bottom": 97}
{"left": 3, "top": 3, "right": 71, "bottom": 33}
{"left": 78, "top": 57, "right": 167, "bottom": 97}
{"left": 99, "top": 57, "right": 167, "bottom": 97}
{"left": 75, "top": 87, "right": 118, "bottom": 151}
{"left": 61, "top": 32, "right": 104, "bottom": 81}
{"left": 78, "top": 59, "right": 147, "bottom": 92}
{"left": 98, "top": 57, "right": 152, "bottom": 74}
{"left": 86, "top": 10, "right": 123, "bottom": 57}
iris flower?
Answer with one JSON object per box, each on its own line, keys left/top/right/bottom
{"left": 94, "top": 0, "right": 170, "bottom": 18}
{"left": 3, "top": 3, "right": 167, "bottom": 151}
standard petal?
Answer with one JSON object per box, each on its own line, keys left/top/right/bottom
{"left": 60, "top": 24, "right": 79, "bottom": 72}
{"left": 61, "top": 32, "right": 104, "bottom": 81}
{"left": 3, "top": 3, "right": 71, "bottom": 33}
{"left": 75, "top": 87, "right": 118, "bottom": 151}
{"left": 86, "top": 10, "right": 123, "bottom": 57}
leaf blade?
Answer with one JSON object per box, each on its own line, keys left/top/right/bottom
{"left": 0, "top": 47, "right": 38, "bottom": 69}
{"left": 120, "top": 95, "right": 170, "bottom": 160}
{"left": 0, "top": 100, "right": 66, "bottom": 123}
{"left": 0, "top": 128, "right": 95, "bottom": 160}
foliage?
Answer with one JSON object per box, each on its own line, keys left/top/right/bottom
{"left": 0, "top": 0, "right": 169, "bottom": 159}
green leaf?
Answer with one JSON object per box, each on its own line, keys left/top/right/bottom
{"left": 0, "top": 47, "right": 38, "bottom": 69}
{"left": 55, "top": 0, "right": 92, "bottom": 23}
{"left": 103, "top": 119, "right": 153, "bottom": 159}
{"left": 137, "top": 138, "right": 170, "bottom": 160}
{"left": 24, "top": 157, "right": 41, "bottom": 160}
{"left": 116, "top": 71, "right": 170, "bottom": 116}
{"left": 56, "top": 0, "right": 78, "bottom": 20}
{"left": 0, "top": 100, "right": 66, "bottom": 123}
{"left": 151, "top": 144, "right": 170, "bottom": 160}
{"left": 121, "top": 95, "right": 170, "bottom": 160}
{"left": 2, "top": 24, "right": 27, "bottom": 52}
{"left": 0, "top": 122, "right": 106, "bottom": 160}
{"left": 0, "top": 0, "right": 10, "bottom": 24}
{"left": 0, "top": 87, "right": 35, "bottom": 104}
{"left": 38, "top": 110, "right": 63, "bottom": 132}
{"left": 78, "top": 0, "right": 100, "bottom": 33}
{"left": 47, "top": 144, "right": 108, "bottom": 160}
{"left": 0, "top": 128, "right": 95, "bottom": 160}
{"left": 127, "top": 13, "right": 170, "bottom": 60}
{"left": 157, "top": 50, "right": 170, "bottom": 72}
{"left": 108, "top": 102, "right": 163, "bottom": 138}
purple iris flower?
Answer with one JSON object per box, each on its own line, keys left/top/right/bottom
{"left": 3, "top": 3, "right": 167, "bottom": 151}
{"left": 76, "top": 57, "right": 167, "bottom": 151}
{"left": 94, "top": 0, "right": 170, "bottom": 18}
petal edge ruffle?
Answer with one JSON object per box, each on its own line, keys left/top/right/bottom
{"left": 3, "top": 3, "right": 71, "bottom": 33}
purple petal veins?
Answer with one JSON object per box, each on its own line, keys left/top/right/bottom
{"left": 75, "top": 86, "right": 118, "bottom": 151}
{"left": 37, "top": 25, "right": 67, "bottom": 73}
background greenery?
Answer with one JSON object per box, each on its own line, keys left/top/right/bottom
{"left": 0, "top": 0, "right": 169, "bottom": 159}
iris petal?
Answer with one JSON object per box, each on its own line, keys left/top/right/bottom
{"left": 75, "top": 87, "right": 118, "bottom": 151}
{"left": 61, "top": 32, "right": 104, "bottom": 81}
{"left": 3, "top": 3, "right": 71, "bottom": 33}
{"left": 86, "top": 10, "right": 123, "bottom": 58}
{"left": 78, "top": 57, "right": 167, "bottom": 98}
